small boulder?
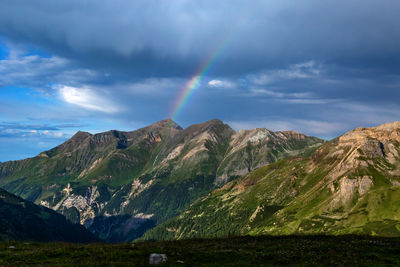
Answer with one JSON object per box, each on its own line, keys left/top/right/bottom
{"left": 149, "top": 253, "right": 167, "bottom": 265}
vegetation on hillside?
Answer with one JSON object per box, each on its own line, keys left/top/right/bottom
{"left": 0, "top": 119, "right": 322, "bottom": 242}
{"left": 143, "top": 122, "right": 400, "bottom": 240}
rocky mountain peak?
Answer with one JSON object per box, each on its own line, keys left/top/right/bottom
{"left": 339, "top": 121, "right": 400, "bottom": 144}
{"left": 187, "top": 119, "right": 228, "bottom": 131}
{"left": 180, "top": 119, "right": 233, "bottom": 141}
{"left": 149, "top": 119, "right": 182, "bottom": 130}
{"left": 310, "top": 121, "right": 400, "bottom": 189}
{"left": 276, "top": 130, "right": 311, "bottom": 140}
{"left": 70, "top": 131, "right": 92, "bottom": 141}
{"left": 230, "top": 128, "right": 273, "bottom": 148}
{"left": 376, "top": 121, "right": 400, "bottom": 131}
{"left": 204, "top": 118, "right": 224, "bottom": 125}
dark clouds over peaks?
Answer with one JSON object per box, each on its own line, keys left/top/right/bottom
{"left": 0, "top": 0, "right": 400, "bottom": 161}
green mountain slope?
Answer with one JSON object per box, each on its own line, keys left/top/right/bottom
{"left": 0, "top": 188, "right": 98, "bottom": 242}
{"left": 0, "top": 119, "right": 322, "bottom": 242}
{"left": 143, "top": 121, "right": 400, "bottom": 240}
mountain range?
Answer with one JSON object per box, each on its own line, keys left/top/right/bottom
{"left": 143, "top": 121, "right": 400, "bottom": 239}
{"left": 1, "top": 119, "right": 399, "bottom": 242}
{"left": 0, "top": 119, "right": 322, "bottom": 242}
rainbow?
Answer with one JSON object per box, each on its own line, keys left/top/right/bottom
{"left": 169, "top": 29, "right": 236, "bottom": 121}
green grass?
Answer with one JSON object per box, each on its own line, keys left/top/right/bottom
{"left": 1, "top": 235, "right": 400, "bottom": 266}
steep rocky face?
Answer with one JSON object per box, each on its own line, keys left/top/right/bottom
{"left": 215, "top": 128, "right": 322, "bottom": 184}
{"left": 143, "top": 121, "right": 400, "bottom": 240}
{"left": 264, "top": 122, "right": 400, "bottom": 236}
{"left": 312, "top": 121, "right": 400, "bottom": 178}
{"left": 0, "top": 188, "right": 98, "bottom": 242}
{"left": 0, "top": 119, "right": 322, "bottom": 242}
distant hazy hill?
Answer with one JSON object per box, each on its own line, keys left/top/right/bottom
{"left": 0, "top": 119, "right": 322, "bottom": 242}
{"left": 143, "top": 122, "right": 400, "bottom": 240}
{"left": 0, "top": 188, "right": 97, "bottom": 242}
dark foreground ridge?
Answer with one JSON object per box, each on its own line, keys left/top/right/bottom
{"left": 1, "top": 235, "right": 400, "bottom": 266}
{"left": 0, "top": 188, "right": 98, "bottom": 243}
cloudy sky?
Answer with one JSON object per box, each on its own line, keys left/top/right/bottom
{"left": 0, "top": 0, "right": 399, "bottom": 161}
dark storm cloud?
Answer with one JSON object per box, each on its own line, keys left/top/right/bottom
{"left": 1, "top": 0, "right": 400, "bottom": 78}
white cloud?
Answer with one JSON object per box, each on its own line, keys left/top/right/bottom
{"left": 248, "top": 88, "right": 328, "bottom": 104}
{"left": 279, "top": 98, "right": 336, "bottom": 105}
{"left": 208, "top": 79, "right": 235, "bottom": 88}
{"left": 125, "top": 78, "right": 185, "bottom": 95}
{"left": 0, "top": 128, "right": 69, "bottom": 139}
{"left": 332, "top": 101, "right": 400, "bottom": 125}
{"left": 229, "top": 119, "right": 346, "bottom": 137}
{"left": 248, "top": 60, "right": 321, "bottom": 85}
{"left": 37, "top": 130, "right": 65, "bottom": 138}
{"left": 248, "top": 88, "right": 285, "bottom": 97}
{"left": 58, "top": 85, "right": 119, "bottom": 113}
{"left": 229, "top": 100, "right": 400, "bottom": 138}
{"left": 51, "top": 131, "right": 64, "bottom": 138}
{"left": 0, "top": 44, "right": 99, "bottom": 90}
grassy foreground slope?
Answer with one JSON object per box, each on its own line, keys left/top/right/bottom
{"left": 1, "top": 235, "right": 400, "bottom": 266}
{"left": 143, "top": 121, "right": 400, "bottom": 240}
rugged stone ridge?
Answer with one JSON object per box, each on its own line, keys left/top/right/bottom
{"left": 0, "top": 188, "right": 98, "bottom": 242}
{"left": 143, "top": 121, "right": 400, "bottom": 240}
{"left": 215, "top": 128, "right": 321, "bottom": 184}
{"left": 0, "top": 119, "right": 322, "bottom": 242}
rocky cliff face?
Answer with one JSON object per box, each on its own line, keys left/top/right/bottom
{"left": 143, "top": 121, "right": 400, "bottom": 240}
{"left": 0, "top": 119, "right": 322, "bottom": 242}
{"left": 215, "top": 128, "right": 321, "bottom": 184}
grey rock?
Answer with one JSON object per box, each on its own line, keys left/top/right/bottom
{"left": 149, "top": 253, "right": 167, "bottom": 265}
